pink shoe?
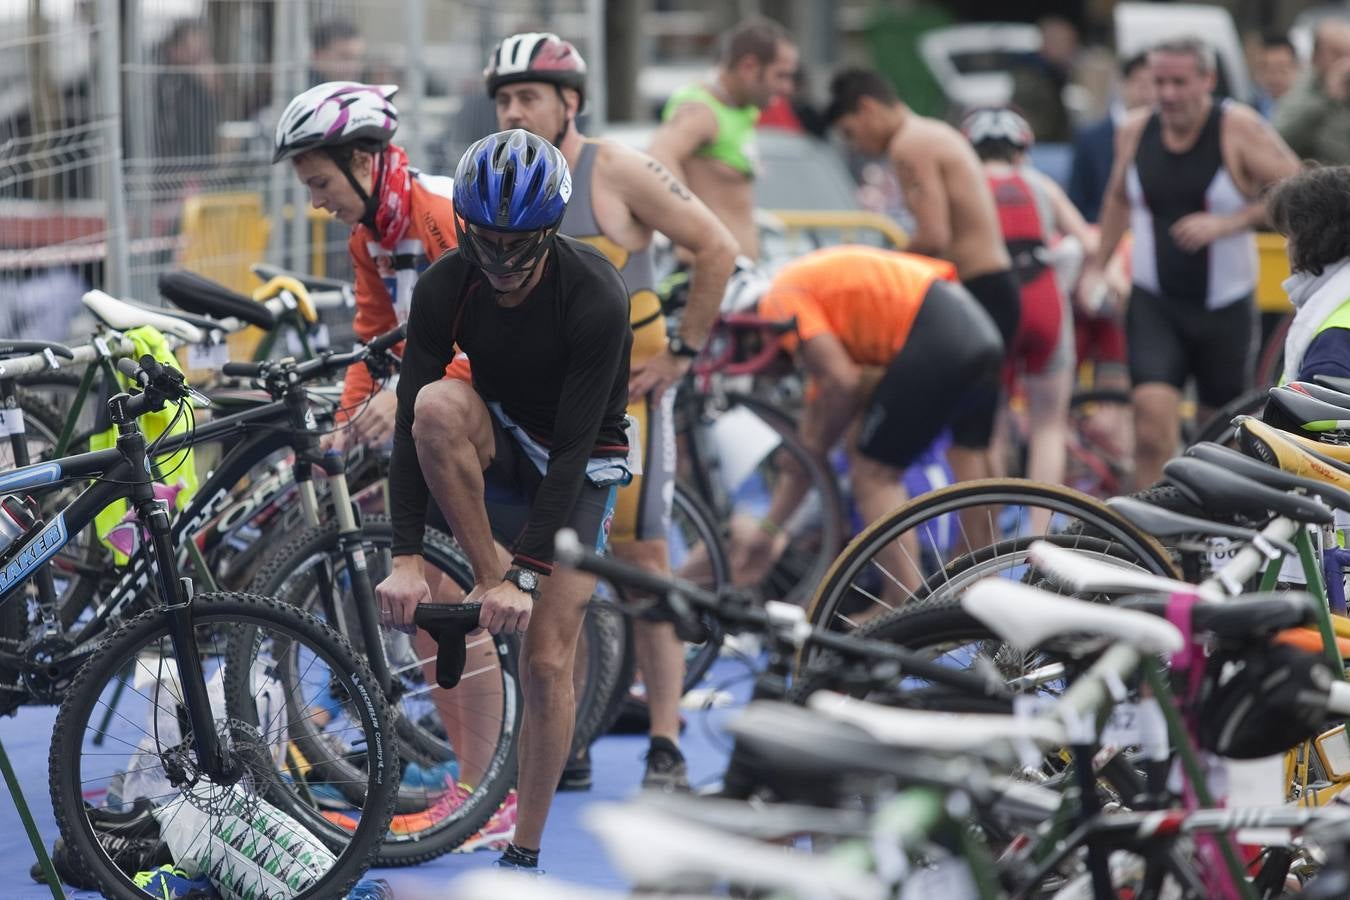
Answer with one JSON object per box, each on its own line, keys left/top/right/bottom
{"left": 452, "top": 789, "right": 517, "bottom": 853}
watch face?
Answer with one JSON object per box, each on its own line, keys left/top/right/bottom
{"left": 517, "top": 569, "right": 539, "bottom": 591}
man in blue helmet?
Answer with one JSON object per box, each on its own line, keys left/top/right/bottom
{"left": 377, "top": 128, "right": 633, "bottom": 872}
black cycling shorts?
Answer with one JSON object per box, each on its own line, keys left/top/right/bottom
{"left": 856, "top": 280, "right": 1005, "bottom": 466}
{"left": 428, "top": 410, "right": 619, "bottom": 559}
{"left": 1125, "top": 286, "right": 1256, "bottom": 409}
{"left": 963, "top": 268, "right": 1022, "bottom": 348}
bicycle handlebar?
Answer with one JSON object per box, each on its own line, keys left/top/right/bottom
{"left": 0, "top": 340, "right": 75, "bottom": 360}
{"left": 221, "top": 328, "right": 397, "bottom": 393}
{"left": 555, "top": 529, "right": 1008, "bottom": 698}
{"left": 367, "top": 323, "right": 406, "bottom": 355}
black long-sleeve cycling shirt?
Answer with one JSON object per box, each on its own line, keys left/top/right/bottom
{"left": 389, "top": 236, "right": 632, "bottom": 572}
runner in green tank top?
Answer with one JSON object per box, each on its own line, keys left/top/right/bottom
{"left": 649, "top": 17, "right": 798, "bottom": 261}
{"left": 486, "top": 31, "right": 739, "bottom": 794}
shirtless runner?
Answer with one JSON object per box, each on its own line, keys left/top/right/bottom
{"left": 648, "top": 17, "right": 798, "bottom": 261}
{"left": 826, "top": 68, "right": 1015, "bottom": 542}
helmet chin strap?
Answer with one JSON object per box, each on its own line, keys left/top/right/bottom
{"left": 552, "top": 87, "right": 571, "bottom": 149}
{"left": 332, "top": 148, "right": 386, "bottom": 235}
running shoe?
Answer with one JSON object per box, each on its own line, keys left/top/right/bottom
{"left": 454, "top": 789, "right": 517, "bottom": 852}
{"left": 132, "top": 864, "right": 219, "bottom": 898}
{"left": 558, "top": 746, "right": 592, "bottom": 791}
{"left": 32, "top": 798, "right": 171, "bottom": 887}
{"left": 642, "top": 738, "right": 691, "bottom": 793}
{"left": 401, "top": 757, "right": 460, "bottom": 791}
{"left": 387, "top": 781, "right": 472, "bottom": 835}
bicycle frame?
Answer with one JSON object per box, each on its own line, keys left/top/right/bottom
{"left": 0, "top": 396, "right": 235, "bottom": 783}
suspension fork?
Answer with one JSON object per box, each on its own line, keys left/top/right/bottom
{"left": 137, "top": 471, "right": 236, "bottom": 784}
{"left": 325, "top": 450, "right": 393, "bottom": 697}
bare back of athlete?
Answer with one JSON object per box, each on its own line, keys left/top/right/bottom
{"left": 888, "top": 114, "right": 1011, "bottom": 279}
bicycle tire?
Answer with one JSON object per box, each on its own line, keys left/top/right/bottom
{"left": 571, "top": 598, "right": 634, "bottom": 752}
{"left": 805, "top": 479, "right": 1180, "bottom": 633}
{"left": 1254, "top": 313, "right": 1292, "bottom": 390}
{"left": 49, "top": 592, "right": 396, "bottom": 900}
{"left": 1188, "top": 388, "right": 1268, "bottom": 449}
{"left": 248, "top": 516, "right": 522, "bottom": 865}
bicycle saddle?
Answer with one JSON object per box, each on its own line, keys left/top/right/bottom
{"left": 1288, "top": 381, "right": 1350, "bottom": 412}
{"left": 1163, "top": 456, "right": 1333, "bottom": 525}
{"left": 1235, "top": 414, "right": 1350, "bottom": 472}
{"left": 107, "top": 296, "right": 232, "bottom": 337}
{"left": 1118, "top": 591, "right": 1317, "bottom": 642}
{"left": 1316, "top": 374, "right": 1350, "bottom": 395}
{"left": 251, "top": 262, "right": 351, "bottom": 294}
{"left": 1107, "top": 495, "right": 1290, "bottom": 551}
{"left": 414, "top": 602, "right": 483, "bottom": 689}
{"left": 1186, "top": 441, "right": 1350, "bottom": 515}
{"left": 83, "top": 290, "right": 206, "bottom": 345}
{"left": 1267, "top": 385, "right": 1350, "bottom": 434}
{"left": 159, "top": 270, "right": 276, "bottom": 331}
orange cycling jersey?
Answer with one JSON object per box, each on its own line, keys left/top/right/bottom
{"left": 341, "top": 171, "right": 459, "bottom": 417}
{"left": 758, "top": 245, "right": 957, "bottom": 366}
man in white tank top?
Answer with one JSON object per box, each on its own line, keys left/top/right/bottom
{"left": 1078, "top": 37, "right": 1298, "bottom": 488}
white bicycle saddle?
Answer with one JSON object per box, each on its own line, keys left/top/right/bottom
{"left": 962, "top": 578, "right": 1184, "bottom": 656}
{"left": 83, "top": 290, "right": 205, "bottom": 345}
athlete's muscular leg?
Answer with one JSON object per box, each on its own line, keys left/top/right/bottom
{"left": 1132, "top": 383, "right": 1182, "bottom": 489}
{"left": 611, "top": 539, "right": 683, "bottom": 742}
{"left": 514, "top": 565, "right": 594, "bottom": 849}
{"left": 947, "top": 445, "right": 997, "bottom": 552}
{"left": 1023, "top": 366, "right": 1072, "bottom": 534}
{"left": 418, "top": 558, "right": 508, "bottom": 788}
{"left": 847, "top": 444, "right": 917, "bottom": 617}
{"left": 411, "top": 381, "right": 513, "bottom": 788}
{"left": 412, "top": 380, "right": 498, "bottom": 578}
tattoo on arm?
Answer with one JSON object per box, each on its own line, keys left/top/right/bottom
{"left": 645, "top": 158, "right": 693, "bottom": 201}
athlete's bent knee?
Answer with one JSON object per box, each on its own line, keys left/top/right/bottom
{"left": 523, "top": 652, "right": 571, "bottom": 698}
{"left": 413, "top": 381, "right": 490, "bottom": 462}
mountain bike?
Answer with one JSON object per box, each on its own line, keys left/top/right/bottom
{"left": 0, "top": 352, "right": 396, "bottom": 899}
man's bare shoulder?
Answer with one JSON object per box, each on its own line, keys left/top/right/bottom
{"left": 591, "top": 138, "right": 691, "bottom": 198}
{"left": 1219, "top": 100, "right": 1275, "bottom": 138}
{"left": 889, "top": 114, "right": 963, "bottom": 161}
{"left": 662, "top": 99, "right": 719, "bottom": 135}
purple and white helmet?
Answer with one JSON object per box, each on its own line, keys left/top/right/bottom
{"left": 273, "top": 82, "right": 399, "bottom": 164}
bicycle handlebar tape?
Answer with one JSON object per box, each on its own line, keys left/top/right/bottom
{"left": 367, "top": 324, "right": 407, "bottom": 355}
{"left": 413, "top": 602, "right": 484, "bottom": 689}
{"left": 221, "top": 361, "right": 266, "bottom": 379}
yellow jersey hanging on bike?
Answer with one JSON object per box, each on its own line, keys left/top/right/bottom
{"left": 90, "top": 326, "right": 200, "bottom": 564}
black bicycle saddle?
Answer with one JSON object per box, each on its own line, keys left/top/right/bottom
{"left": 414, "top": 602, "right": 484, "bottom": 689}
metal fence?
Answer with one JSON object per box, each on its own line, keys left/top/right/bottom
{"left": 2, "top": 0, "right": 625, "bottom": 341}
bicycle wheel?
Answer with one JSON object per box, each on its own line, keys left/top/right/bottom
{"left": 249, "top": 516, "right": 522, "bottom": 865}
{"left": 1254, "top": 313, "right": 1291, "bottom": 389}
{"left": 805, "top": 479, "right": 1180, "bottom": 633}
{"left": 49, "top": 592, "right": 395, "bottom": 900}
{"left": 1189, "top": 388, "right": 1267, "bottom": 449}
{"left": 570, "top": 594, "right": 634, "bottom": 752}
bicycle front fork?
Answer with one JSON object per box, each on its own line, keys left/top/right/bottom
{"left": 142, "top": 500, "right": 240, "bottom": 786}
